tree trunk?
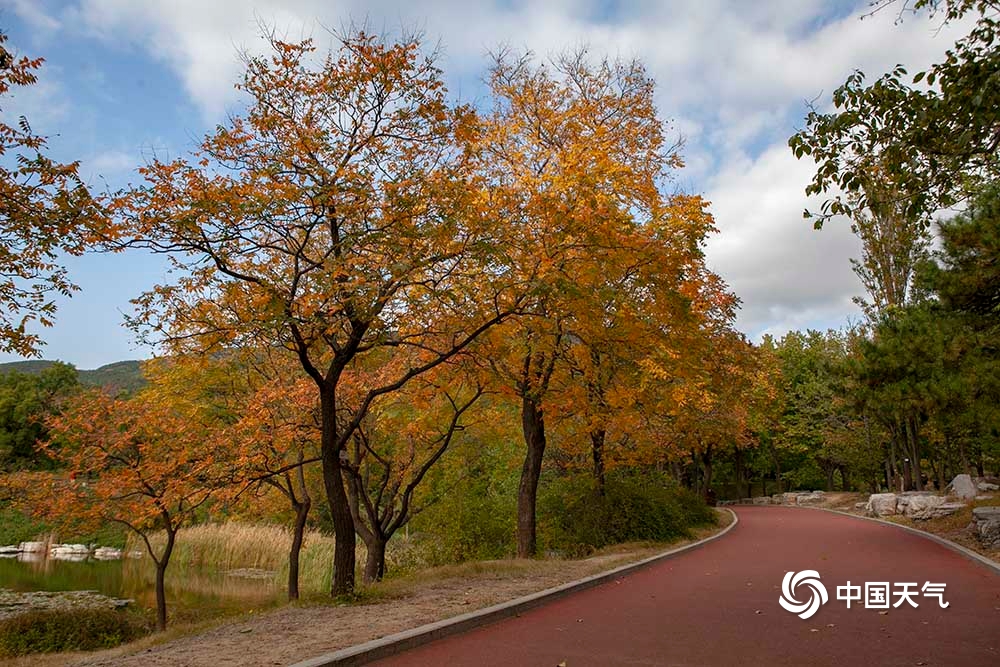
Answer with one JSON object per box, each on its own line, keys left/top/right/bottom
{"left": 288, "top": 495, "right": 310, "bottom": 601}
{"left": 889, "top": 421, "right": 903, "bottom": 491}
{"left": 320, "top": 387, "right": 356, "bottom": 596}
{"left": 768, "top": 439, "right": 782, "bottom": 494}
{"left": 363, "top": 536, "right": 387, "bottom": 584}
{"left": 700, "top": 444, "right": 713, "bottom": 502}
{"left": 517, "top": 395, "right": 546, "bottom": 558}
{"left": 734, "top": 447, "right": 745, "bottom": 500}
{"left": 154, "top": 527, "right": 176, "bottom": 631}
{"left": 590, "top": 429, "right": 606, "bottom": 495}
{"left": 905, "top": 416, "right": 923, "bottom": 491}
{"left": 824, "top": 463, "right": 835, "bottom": 492}
{"left": 958, "top": 436, "right": 971, "bottom": 477}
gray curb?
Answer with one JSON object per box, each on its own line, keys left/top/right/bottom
{"left": 806, "top": 505, "right": 1000, "bottom": 576}
{"left": 290, "top": 508, "right": 739, "bottom": 667}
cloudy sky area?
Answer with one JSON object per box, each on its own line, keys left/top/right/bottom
{"left": 0, "top": 0, "right": 974, "bottom": 368}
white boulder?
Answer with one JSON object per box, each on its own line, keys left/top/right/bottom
{"left": 93, "top": 547, "right": 123, "bottom": 560}
{"left": 947, "top": 474, "right": 978, "bottom": 500}
{"left": 867, "top": 493, "right": 898, "bottom": 517}
{"left": 972, "top": 507, "right": 1000, "bottom": 549}
{"left": 901, "top": 495, "right": 944, "bottom": 520}
{"left": 796, "top": 492, "right": 826, "bottom": 505}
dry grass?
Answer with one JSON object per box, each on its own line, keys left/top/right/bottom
{"left": 134, "top": 523, "right": 337, "bottom": 595}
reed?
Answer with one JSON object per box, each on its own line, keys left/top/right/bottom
{"left": 128, "top": 523, "right": 337, "bottom": 595}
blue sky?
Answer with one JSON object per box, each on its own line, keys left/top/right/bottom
{"left": 0, "top": 0, "right": 973, "bottom": 368}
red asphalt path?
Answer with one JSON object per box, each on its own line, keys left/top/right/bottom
{"left": 370, "top": 506, "right": 1000, "bottom": 666}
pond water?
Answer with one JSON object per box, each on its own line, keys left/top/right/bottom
{"left": 0, "top": 554, "right": 285, "bottom": 621}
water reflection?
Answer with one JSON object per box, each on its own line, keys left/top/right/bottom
{"left": 0, "top": 553, "right": 283, "bottom": 618}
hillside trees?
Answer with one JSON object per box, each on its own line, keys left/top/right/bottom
{"left": 112, "top": 32, "right": 522, "bottom": 595}
{"left": 0, "top": 361, "right": 79, "bottom": 470}
{"left": 0, "top": 33, "right": 104, "bottom": 356}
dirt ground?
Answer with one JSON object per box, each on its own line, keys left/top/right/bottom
{"left": 12, "top": 514, "right": 732, "bottom": 667}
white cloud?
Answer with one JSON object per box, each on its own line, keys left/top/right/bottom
{"left": 704, "top": 141, "right": 865, "bottom": 339}
{"left": 83, "top": 149, "right": 135, "bottom": 180}
{"left": 8, "top": 0, "right": 62, "bottom": 33}
{"left": 50, "top": 0, "right": 977, "bottom": 343}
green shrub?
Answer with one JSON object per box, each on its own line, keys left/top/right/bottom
{"left": 0, "top": 504, "right": 127, "bottom": 549}
{"left": 0, "top": 608, "right": 151, "bottom": 657}
{"left": 409, "top": 455, "right": 519, "bottom": 565}
{"left": 0, "top": 505, "right": 49, "bottom": 545}
{"left": 538, "top": 469, "right": 716, "bottom": 557}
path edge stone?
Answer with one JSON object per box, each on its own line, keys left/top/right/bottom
{"left": 289, "top": 508, "right": 739, "bottom": 667}
{"left": 804, "top": 505, "right": 1000, "bottom": 576}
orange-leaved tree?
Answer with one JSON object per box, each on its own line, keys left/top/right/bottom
{"left": 0, "top": 33, "right": 104, "bottom": 356}
{"left": 659, "top": 327, "right": 773, "bottom": 500}
{"left": 223, "top": 349, "right": 320, "bottom": 600}
{"left": 474, "top": 49, "right": 687, "bottom": 556}
{"left": 112, "top": 31, "right": 520, "bottom": 595}
{"left": 43, "top": 383, "right": 228, "bottom": 630}
{"left": 559, "top": 194, "right": 733, "bottom": 491}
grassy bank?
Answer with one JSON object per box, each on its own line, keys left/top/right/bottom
{"left": 0, "top": 608, "right": 151, "bottom": 658}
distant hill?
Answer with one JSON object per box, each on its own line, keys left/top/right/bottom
{"left": 0, "top": 359, "right": 146, "bottom": 393}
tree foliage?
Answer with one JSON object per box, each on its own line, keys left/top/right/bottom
{"left": 789, "top": 0, "right": 1000, "bottom": 226}
{"left": 0, "top": 33, "right": 103, "bottom": 356}
{"left": 0, "top": 361, "right": 79, "bottom": 471}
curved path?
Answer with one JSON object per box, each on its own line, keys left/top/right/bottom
{"left": 370, "top": 506, "right": 1000, "bottom": 666}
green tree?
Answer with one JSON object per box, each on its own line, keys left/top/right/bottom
{"left": 789, "top": 0, "right": 1000, "bottom": 226}
{"left": 0, "top": 362, "right": 79, "bottom": 470}
{"left": 847, "top": 173, "right": 931, "bottom": 321}
{"left": 921, "top": 183, "right": 1000, "bottom": 320}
